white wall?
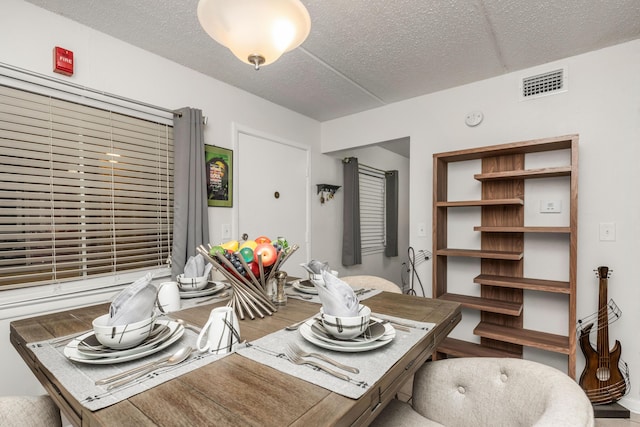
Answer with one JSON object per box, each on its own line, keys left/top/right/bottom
{"left": 0, "top": 0, "right": 324, "bottom": 398}
{"left": 322, "top": 40, "right": 640, "bottom": 411}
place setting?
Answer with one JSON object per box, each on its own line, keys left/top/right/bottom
{"left": 59, "top": 273, "right": 186, "bottom": 365}
{"left": 298, "top": 309, "right": 396, "bottom": 353}
{"left": 287, "top": 261, "right": 382, "bottom": 302}
{"left": 26, "top": 271, "right": 245, "bottom": 412}
{"left": 237, "top": 266, "right": 434, "bottom": 399}
{"left": 176, "top": 254, "right": 227, "bottom": 299}
{"left": 297, "top": 269, "right": 396, "bottom": 353}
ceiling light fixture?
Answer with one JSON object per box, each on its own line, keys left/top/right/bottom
{"left": 197, "top": 0, "right": 311, "bottom": 71}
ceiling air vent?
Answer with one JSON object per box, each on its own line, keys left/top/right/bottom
{"left": 520, "top": 67, "right": 567, "bottom": 100}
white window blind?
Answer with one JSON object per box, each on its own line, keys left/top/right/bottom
{"left": 359, "top": 164, "right": 385, "bottom": 254}
{"left": 0, "top": 84, "right": 174, "bottom": 290}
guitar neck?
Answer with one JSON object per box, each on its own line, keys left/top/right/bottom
{"left": 597, "top": 267, "right": 610, "bottom": 356}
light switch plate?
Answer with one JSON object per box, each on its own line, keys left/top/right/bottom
{"left": 417, "top": 222, "right": 427, "bottom": 237}
{"left": 221, "top": 223, "right": 231, "bottom": 240}
{"left": 599, "top": 222, "right": 616, "bottom": 241}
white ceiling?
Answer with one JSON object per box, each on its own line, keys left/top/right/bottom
{"left": 22, "top": 0, "right": 640, "bottom": 122}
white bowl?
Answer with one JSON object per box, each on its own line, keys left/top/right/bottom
{"left": 176, "top": 273, "right": 208, "bottom": 291}
{"left": 320, "top": 304, "right": 371, "bottom": 340}
{"left": 92, "top": 314, "right": 156, "bottom": 349}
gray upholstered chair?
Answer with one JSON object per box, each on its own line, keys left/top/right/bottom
{"left": 0, "top": 395, "right": 62, "bottom": 427}
{"left": 340, "top": 275, "right": 402, "bottom": 293}
{"left": 371, "top": 357, "right": 594, "bottom": 427}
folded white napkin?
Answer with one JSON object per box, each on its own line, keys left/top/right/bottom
{"left": 306, "top": 260, "right": 329, "bottom": 274}
{"left": 183, "top": 254, "right": 212, "bottom": 278}
{"left": 107, "top": 273, "right": 157, "bottom": 326}
{"left": 313, "top": 270, "right": 360, "bottom": 317}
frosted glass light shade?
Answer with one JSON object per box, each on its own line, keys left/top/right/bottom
{"left": 197, "top": 0, "right": 311, "bottom": 69}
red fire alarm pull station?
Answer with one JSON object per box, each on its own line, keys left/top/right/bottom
{"left": 53, "top": 46, "right": 74, "bottom": 76}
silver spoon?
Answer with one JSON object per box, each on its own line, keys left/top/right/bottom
{"left": 173, "top": 318, "right": 202, "bottom": 333}
{"left": 285, "top": 316, "right": 320, "bottom": 331}
{"left": 194, "top": 291, "right": 230, "bottom": 305}
{"left": 106, "top": 346, "right": 193, "bottom": 390}
{"left": 285, "top": 319, "right": 309, "bottom": 331}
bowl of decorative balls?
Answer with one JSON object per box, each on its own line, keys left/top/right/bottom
{"left": 197, "top": 236, "right": 298, "bottom": 319}
{"left": 206, "top": 236, "right": 292, "bottom": 281}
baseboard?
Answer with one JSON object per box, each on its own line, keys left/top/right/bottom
{"left": 617, "top": 396, "right": 640, "bottom": 415}
{"left": 594, "top": 402, "right": 630, "bottom": 419}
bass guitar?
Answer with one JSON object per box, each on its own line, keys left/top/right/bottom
{"left": 579, "top": 266, "right": 626, "bottom": 404}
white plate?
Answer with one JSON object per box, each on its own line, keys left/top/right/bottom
{"left": 292, "top": 280, "right": 318, "bottom": 295}
{"left": 179, "top": 281, "right": 226, "bottom": 299}
{"left": 309, "top": 319, "right": 386, "bottom": 347}
{"left": 76, "top": 322, "right": 173, "bottom": 358}
{"left": 299, "top": 318, "right": 395, "bottom": 352}
{"left": 64, "top": 320, "right": 184, "bottom": 364}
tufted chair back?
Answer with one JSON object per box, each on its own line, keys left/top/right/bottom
{"left": 0, "top": 395, "right": 62, "bottom": 427}
{"left": 339, "top": 275, "right": 402, "bottom": 293}
{"left": 372, "top": 357, "right": 594, "bottom": 427}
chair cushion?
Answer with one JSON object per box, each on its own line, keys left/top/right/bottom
{"left": 0, "top": 395, "right": 62, "bottom": 427}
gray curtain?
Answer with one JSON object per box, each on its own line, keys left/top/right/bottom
{"left": 342, "top": 157, "right": 361, "bottom": 266}
{"left": 171, "top": 107, "right": 209, "bottom": 279}
{"left": 385, "top": 170, "right": 399, "bottom": 257}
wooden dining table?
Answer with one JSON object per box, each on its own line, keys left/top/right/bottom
{"left": 10, "top": 291, "right": 460, "bottom": 427}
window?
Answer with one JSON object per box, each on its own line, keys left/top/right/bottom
{"left": 0, "top": 84, "right": 173, "bottom": 290}
{"left": 359, "top": 164, "right": 385, "bottom": 254}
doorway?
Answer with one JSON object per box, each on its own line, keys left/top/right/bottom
{"left": 234, "top": 126, "right": 310, "bottom": 278}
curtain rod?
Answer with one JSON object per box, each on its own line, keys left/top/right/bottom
{"left": 0, "top": 61, "right": 179, "bottom": 118}
{"left": 343, "top": 157, "right": 387, "bottom": 174}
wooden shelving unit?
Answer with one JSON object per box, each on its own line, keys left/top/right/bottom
{"left": 432, "top": 134, "right": 578, "bottom": 378}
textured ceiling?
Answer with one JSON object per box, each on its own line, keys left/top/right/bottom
{"left": 22, "top": 0, "right": 640, "bottom": 122}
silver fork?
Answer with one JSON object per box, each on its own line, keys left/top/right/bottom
{"left": 287, "top": 343, "right": 359, "bottom": 374}
{"left": 284, "top": 347, "right": 351, "bottom": 381}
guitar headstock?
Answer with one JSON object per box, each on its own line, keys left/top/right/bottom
{"left": 595, "top": 266, "right": 612, "bottom": 278}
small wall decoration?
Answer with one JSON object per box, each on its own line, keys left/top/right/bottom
{"left": 205, "top": 145, "right": 233, "bottom": 207}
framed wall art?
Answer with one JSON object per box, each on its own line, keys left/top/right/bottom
{"left": 205, "top": 145, "right": 233, "bottom": 207}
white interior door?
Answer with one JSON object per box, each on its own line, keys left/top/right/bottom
{"left": 237, "top": 130, "right": 309, "bottom": 278}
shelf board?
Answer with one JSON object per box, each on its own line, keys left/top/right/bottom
{"left": 436, "top": 337, "right": 522, "bottom": 359}
{"left": 474, "top": 166, "right": 572, "bottom": 181}
{"left": 436, "top": 198, "right": 523, "bottom": 207}
{"left": 439, "top": 293, "right": 522, "bottom": 316}
{"left": 433, "top": 135, "right": 576, "bottom": 162}
{"left": 473, "top": 226, "right": 571, "bottom": 233}
{"left": 474, "top": 274, "right": 571, "bottom": 294}
{"left": 474, "top": 322, "right": 570, "bottom": 354}
{"left": 436, "top": 248, "right": 523, "bottom": 260}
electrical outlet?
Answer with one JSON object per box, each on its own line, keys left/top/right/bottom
{"left": 221, "top": 223, "right": 231, "bottom": 240}
{"left": 540, "top": 200, "right": 562, "bottom": 213}
{"left": 599, "top": 222, "right": 616, "bottom": 241}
